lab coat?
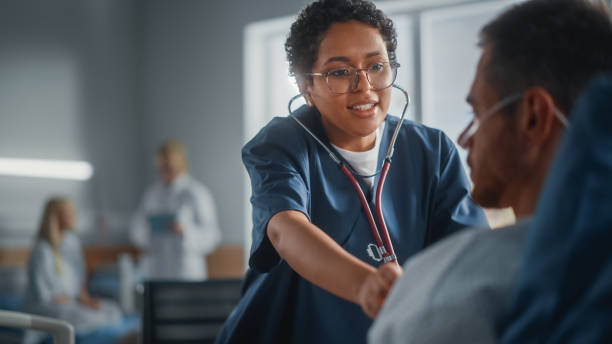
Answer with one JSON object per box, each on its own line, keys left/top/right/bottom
{"left": 130, "top": 174, "right": 221, "bottom": 280}
{"left": 24, "top": 232, "right": 122, "bottom": 334}
{"left": 216, "top": 105, "right": 488, "bottom": 344}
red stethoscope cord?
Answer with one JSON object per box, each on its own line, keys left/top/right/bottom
{"left": 340, "top": 160, "right": 397, "bottom": 264}
{"left": 375, "top": 160, "right": 395, "bottom": 262}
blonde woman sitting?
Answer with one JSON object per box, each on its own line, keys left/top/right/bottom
{"left": 23, "top": 198, "right": 122, "bottom": 340}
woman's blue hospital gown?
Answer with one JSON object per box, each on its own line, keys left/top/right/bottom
{"left": 216, "top": 105, "right": 487, "bottom": 343}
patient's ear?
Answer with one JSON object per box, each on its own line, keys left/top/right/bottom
{"left": 519, "top": 87, "right": 557, "bottom": 145}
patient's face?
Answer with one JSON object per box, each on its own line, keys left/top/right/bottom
{"left": 463, "top": 46, "right": 523, "bottom": 208}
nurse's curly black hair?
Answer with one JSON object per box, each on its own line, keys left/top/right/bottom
{"left": 285, "top": 0, "right": 397, "bottom": 84}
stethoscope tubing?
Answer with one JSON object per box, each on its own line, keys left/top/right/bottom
{"left": 375, "top": 160, "right": 395, "bottom": 262}
{"left": 340, "top": 163, "right": 387, "bottom": 254}
{"left": 288, "top": 84, "right": 410, "bottom": 265}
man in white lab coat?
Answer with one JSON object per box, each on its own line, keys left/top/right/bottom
{"left": 130, "top": 139, "right": 221, "bottom": 280}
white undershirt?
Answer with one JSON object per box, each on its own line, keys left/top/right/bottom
{"left": 331, "top": 122, "right": 385, "bottom": 190}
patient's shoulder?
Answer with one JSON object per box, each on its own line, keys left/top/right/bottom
{"left": 423, "top": 220, "right": 530, "bottom": 265}
{"left": 370, "top": 221, "right": 532, "bottom": 344}
{"left": 395, "top": 221, "right": 531, "bottom": 306}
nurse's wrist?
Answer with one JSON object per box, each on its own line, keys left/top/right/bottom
{"left": 353, "top": 266, "right": 377, "bottom": 304}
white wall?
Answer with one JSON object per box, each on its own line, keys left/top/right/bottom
{"left": 0, "top": 0, "right": 313, "bottom": 247}
{"left": 0, "top": 0, "right": 143, "bottom": 246}
{"left": 141, "top": 0, "right": 312, "bottom": 244}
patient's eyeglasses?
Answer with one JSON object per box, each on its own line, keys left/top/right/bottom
{"left": 457, "top": 92, "right": 570, "bottom": 147}
{"left": 305, "top": 61, "right": 399, "bottom": 94}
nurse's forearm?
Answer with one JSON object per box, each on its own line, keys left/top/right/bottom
{"left": 267, "top": 210, "right": 376, "bottom": 304}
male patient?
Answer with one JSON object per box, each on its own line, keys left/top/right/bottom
{"left": 368, "top": 0, "right": 612, "bottom": 343}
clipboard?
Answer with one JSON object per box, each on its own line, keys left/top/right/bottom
{"left": 148, "top": 213, "right": 176, "bottom": 234}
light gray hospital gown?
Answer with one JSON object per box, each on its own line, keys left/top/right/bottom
{"left": 368, "top": 219, "right": 531, "bottom": 344}
{"left": 24, "top": 232, "right": 121, "bottom": 334}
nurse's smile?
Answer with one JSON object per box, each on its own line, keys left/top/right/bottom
{"left": 348, "top": 101, "right": 379, "bottom": 118}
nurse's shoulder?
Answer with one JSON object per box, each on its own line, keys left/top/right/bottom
{"left": 389, "top": 115, "right": 457, "bottom": 149}
{"left": 388, "top": 115, "right": 459, "bottom": 163}
{"left": 242, "top": 105, "right": 318, "bottom": 165}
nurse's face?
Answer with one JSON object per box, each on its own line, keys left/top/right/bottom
{"left": 304, "top": 20, "right": 391, "bottom": 152}
{"left": 462, "top": 45, "right": 524, "bottom": 208}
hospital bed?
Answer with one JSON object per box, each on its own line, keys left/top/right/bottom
{"left": 0, "top": 310, "right": 74, "bottom": 344}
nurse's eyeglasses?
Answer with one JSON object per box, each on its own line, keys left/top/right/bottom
{"left": 305, "top": 61, "right": 399, "bottom": 94}
{"left": 457, "top": 92, "right": 570, "bottom": 147}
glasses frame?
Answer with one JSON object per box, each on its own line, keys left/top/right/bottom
{"left": 305, "top": 61, "right": 400, "bottom": 95}
{"left": 458, "top": 93, "right": 522, "bottom": 147}
{"left": 457, "top": 92, "right": 570, "bottom": 147}
{"left": 457, "top": 92, "right": 570, "bottom": 148}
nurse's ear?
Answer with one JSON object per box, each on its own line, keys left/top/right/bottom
{"left": 297, "top": 76, "right": 314, "bottom": 107}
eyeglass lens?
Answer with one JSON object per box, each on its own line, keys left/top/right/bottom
{"left": 327, "top": 64, "right": 397, "bottom": 94}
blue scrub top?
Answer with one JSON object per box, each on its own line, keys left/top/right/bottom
{"left": 217, "top": 105, "right": 487, "bottom": 344}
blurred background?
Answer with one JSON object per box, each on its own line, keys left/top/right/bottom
{"left": 0, "top": 0, "right": 316, "bottom": 255}
{"left": 1, "top": 0, "right": 610, "bottom": 342}
{"left": 0, "top": 0, "right": 610, "bottom": 332}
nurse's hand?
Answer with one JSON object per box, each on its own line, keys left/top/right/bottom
{"left": 358, "top": 262, "right": 403, "bottom": 319}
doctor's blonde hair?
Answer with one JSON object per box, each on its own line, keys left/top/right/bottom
{"left": 157, "top": 138, "right": 190, "bottom": 171}
{"left": 37, "top": 198, "right": 73, "bottom": 275}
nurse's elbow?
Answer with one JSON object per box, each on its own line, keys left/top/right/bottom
{"left": 267, "top": 210, "right": 304, "bottom": 254}
{"left": 267, "top": 213, "right": 285, "bottom": 251}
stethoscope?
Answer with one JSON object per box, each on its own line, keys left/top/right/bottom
{"left": 288, "top": 84, "right": 410, "bottom": 265}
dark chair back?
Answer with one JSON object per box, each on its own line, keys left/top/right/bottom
{"left": 143, "top": 279, "right": 242, "bottom": 344}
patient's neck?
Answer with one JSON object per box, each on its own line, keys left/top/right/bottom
{"left": 511, "top": 155, "right": 556, "bottom": 219}
{"left": 512, "top": 198, "right": 536, "bottom": 219}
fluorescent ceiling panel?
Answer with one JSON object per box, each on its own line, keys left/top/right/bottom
{"left": 0, "top": 157, "right": 93, "bottom": 181}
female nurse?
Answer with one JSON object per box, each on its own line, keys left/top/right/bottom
{"left": 217, "top": 1, "right": 487, "bottom": 343}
